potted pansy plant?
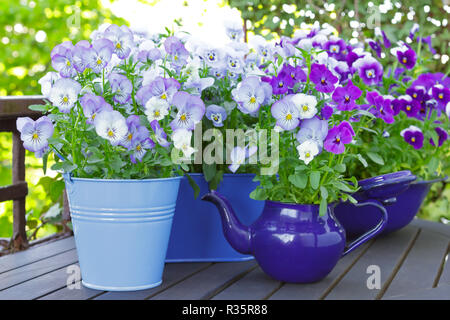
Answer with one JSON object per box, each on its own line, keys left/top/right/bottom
{"left": 202, "top": 33, "right": 390, "bottom": 283}
{"left": 334, "top": 24, "right": 450, "bottom": 236}
{"left": 17, "top": 24, "right": 207, "bottom": 291}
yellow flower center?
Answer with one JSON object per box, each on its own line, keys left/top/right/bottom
{"left": 174, "top": 55, "right": 178, "bottom": 61}
{"left": 209, "top": 55, "right": 214, "bottom": 60}
{"left": 285, "top": 113, "right": 292, "bottom": 120}
{"left": 91, "top": 113, "right": 96, "bottom": 120}
{"left": 345, "top": 96, "right": 350, "bottom": 102}
{"left": 305, "top": 152, "right": 310, "bottom": 158}
{"left": 32, "top": 133, "right": 39, "bottom": 140}
{"left": 368, "top": 72, "right": 373, "bottom": 77}
{"left": 96, "top": 59, "right": 102, "bottom": 65}
{"left": 413, "top": 93, "right": 417, "bottom": 98}
{"left": 63, "top": 96, "right": 68, "bottom": 103}
{"left": 116, "top": 42, "right": 121, "bottom": 49}
{"left": 250, "top": 97, "right": 256, "bottom": 103}
{"left": 406, "top": 105, "right": 411, "bottom": 111}
{"left": 107, "top": 130, "right": 114, "bottom": 137}
{"left": 321, "top": 79, "right": 325, "bottom": 84}
{"left": 411, "top": 137, "right": 416, "bottom": 142}
{"left": 278, "top": 81, "right": 284, "bottom": 87}
{"left": 161, "top": 93, "right": 167, "bottom": 100}
{"left": 127, "top": 133, "right": 133, "bottom": 141}
{"left": 336, "top": 137, "right": 341, "bottom": 142}
{"left": 439, "top": 93, "right": 444, "bottom": 99}
{"left": 154, "top": 110, "right": 160, "bottom": 117}
{"left": 402, "top": 57, "right": 407, "bottom": 63}
{"left": 180, "top": 114, "right": 187, "bottom": 121}
{"left": 302, "top": 105, "right": 308, "bottom": 112}
{"left": 136, "top": 144, "right": 142, "bottom": 151}
{"left": 66, "top": 60, "right": 71, "bottom": 67}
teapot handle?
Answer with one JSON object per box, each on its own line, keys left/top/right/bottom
{"left": 341, "top": 200, "right": 388, "bottom": 257}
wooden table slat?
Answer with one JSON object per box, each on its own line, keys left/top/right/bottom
{"left": 324, "top": 226, "right": 419, "bottom": 300}
{"left": 386, "top": 284, "right": 450, "bottom": 300}
{"left": 151, "top": 261, "right": 257, "bottom": 300}
{"left": 381, "top": 228, "right": 450, "bottom": 299}
{"left": 0, "top": 237, "right": 75, "bottom": 274}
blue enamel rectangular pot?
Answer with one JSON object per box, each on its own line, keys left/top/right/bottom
{"left": 165, "top": 173, "right": 264, "bottom": 262}
{"left": 64, "top": 174, "right": 181, "bottom": 291}
{"left": 334, "top": 171, "right": 447, "bottom": 238}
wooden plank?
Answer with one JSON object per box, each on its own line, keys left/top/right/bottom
{"left": 212, "top": 267, "right": 281, "bottom": 300}
{"left": 0, "top": 96, "right": 44, "bottom": 120}
{"left": 0, "top": 264, "right": 75, "bottom": 300}
{"left": 0, "top": 249, "right": 78, "bottom": 290}
{"left": 436, "top": 243, "right": 450, "bottom": 286}
{"left": 0, "top": 182, "right": 28, "bottom": 202}
{"left": 93, "top": 263, "right": 211, "bottom": 300}
{"left": 386, "top": 284, "right": 450, "bottom": 300}
{"left": 0, "top": 237, "right": 75, "bottom": 274}
{"left": 151, "top": 261, "right": 257, "bottom": 300}
{"left": 324, "top": 226, "right": 419, "bottom": 300}
{"left": 382, "top": 228, "right": 449, "bottom": 299}
{"left": 411, "top": 218, "right": 450, "bottom": 237}
{"left": 269, "top": 242, "right": 370, "bottom": 300}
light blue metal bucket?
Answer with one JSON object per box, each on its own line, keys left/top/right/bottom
{"left": 64, "top": 174, "right": 182, "bottom": 291}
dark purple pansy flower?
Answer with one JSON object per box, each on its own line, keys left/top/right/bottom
{"left": 280, "top": 64, "right": 307, "bottom": 88}
{"left": 397, "top": 48, "right": 417, "bottom": 70}
{"left": 321, "top": 105, "right": 334, "bottom": 120}
{"left": 332, "top": 80, "right": 362, "bottom": 111}
{"left": 324, "top": 37, "right": 346, "bottom": 60}
{"left": 367, "top": 91, "right": 395, "bottom": 123}
{"left": 401, "top": 98, "right": 420, "bottom": 118}
{"left": 417, "top": 36, "right": 436, "bottom": 55}
{"left": 366, "top": 39, "right": 382, "bottom": 58}
{"left": 432, "top": 85, "right": 450, "bottom": 109}
{"left": 323, "top": 121, "right": 355, "bottom": 154}
{"left": 430, "top": 127, "right": 448, "bottom": 147}
{"left": 270, "top": 71, "right": 290, "bottom": 95}
{"left": 379, "top": 29, "right": 391, "bottom": 48}
{"left": 309, "top": 63, "right": 338, "bottom": 93}
{"left": 353, "top": 56, "right": 383, "bottom": 86}
{"left": 406, "top": 86, "right": 426, "bottom": 101}
{"left": 400, "top": 125, "right": 424, "bottom": 149}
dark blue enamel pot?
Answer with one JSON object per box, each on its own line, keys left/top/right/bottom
{"left": 334, "top": 171, "right": 447, "bottom": 238}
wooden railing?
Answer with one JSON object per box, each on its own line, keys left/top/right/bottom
{"left": 0, "top": 96, "right": 70, "bottom": 252}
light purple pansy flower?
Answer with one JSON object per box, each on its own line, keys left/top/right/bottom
{"left": 130, "top": 127, "right": 155, "bottom": 164}
{"left": 84, "top": 38, "right": 115, "bottom": 73}
{"left": 400, "top": 125, "right": 424, "bottom": 149}
{"left": 136, "top": 77, "right": 180, "bottom": 106}
{"left": 150, "top": 120, "right": 170, "bottom": 148}
{"left": 80, "top": 93, "right": 113, "bottom": 124}
{"left": 72, "top": 40, "right": 91, "bottom": 73}
{"left": 16, "top": 116, "right": 54, "bottom": 157}
{"left": 108, "top": 73, "right": 132, "bottom": 104}
{"left": 170, "top": 91, "right": 205, "bottom": 131}
{"left": 296, "top": 117, "right": 329, "bottom": 151}
{"left": 103, "top": 24, "right": 134, "bottom": 59}
{"left": 271, "top": 95, "right": 300, "bottom": 131}
{"left": 120, "top": 115, "right": 143, "bottom": 149}
{"left": 309, "top": 63, "right": 338, "bottom": 93}
{"left": 332, "top": 80, "right": 362, "bottom": 111}
{"left": 51, "top": 41, "right": 76, "bottom": 78}
{"left": 49, "top": 78, "right": 81, "bottom": 113}
{"left": 185, "top": 76, "right": 214, "bottom": 96}
{"left": 233, "top": 76, "right": 272, "bottom": 115}
{"left": 164, "top": 36, "right": 189, "bottom": 69}
{"left": 323, "top": 121, "right": 355, "bottom": 154}
{"left": 206, "top": 105, "right": 228, "bottom": 127}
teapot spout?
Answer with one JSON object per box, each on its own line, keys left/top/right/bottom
{"left": 201, "top": 190, "right": 252, "bottom": 254}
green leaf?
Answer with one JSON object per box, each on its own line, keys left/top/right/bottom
{"left": 28, "top": 104, "right": 48, "bottom": 112}
{"left": 367, "top": 152, "right": 385, "bottom": 165}
{"left": 203, "top": 163, "right": 216, "bottom": 182}
{"left": 249, "top": 188, "right": 267, "bottom": 201}
{"left": 334, "top": 163, "right": 346, "bottom": 173}
{"left": 185, "top": 173, "right": 200, "bottom": 199}
{"left": 42, "top": 152, "right": 49, "bottom": 175}
{"left": 319, "top": 197, "right": 327, "bottom": 217}
{"left": 288, "top": 173, "right": 307, "bottom": 189}
{"left": 320, "top": 186, "right": 328, "bottom": 200}
{"left": 310, "top": 171, "right": 321, "bottom": 190}
{"left": 356, "top": 154, "right": 368, "bottom": 167}
{"left": 334, "top": 181, "right": 354, "bottom": 193}
{"left": 427, "top": 157, "right": 439, "bottom": 175}
{"left": 208, "top": 170, "right": 224, "bottom": 191}
{"left": 356, "top": 109, "right": 377, "bottom": 119}
{"left": 49, "top": 179, "right": 65, "bottom": 202}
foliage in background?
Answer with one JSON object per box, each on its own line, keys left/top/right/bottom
{"left": 0, "top": 0, "right": 125, "bottom": 241}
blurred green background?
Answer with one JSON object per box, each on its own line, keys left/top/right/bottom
{"left": 0, "top": 0, "right": 448, "bottom": 245}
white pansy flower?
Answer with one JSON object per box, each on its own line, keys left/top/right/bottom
{"left": 291, "top": 94, "right": 318, "bottom": 119}
{"left": 145, "top": 96, "right": 170, "bottom": 122}
{"left": 94, "top": 110, "right": 128, "bottom": 146}
{"left": 172, "top": 129, "right": 197, "bottom": 159}
{"left": 296, "top": 140, "right": 320, "bottom": 165}
{"left": 49, "top": 78, "right": 81, "bottom": 113}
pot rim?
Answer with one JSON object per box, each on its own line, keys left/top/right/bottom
{"left": 64, "top": 175, "right": 183, "bottom": 183}
{"left": 185, "top": 173, "right": 256, "bottom": 177}
{"left": 414, "top": 175, "right": 448, "bottom": 185}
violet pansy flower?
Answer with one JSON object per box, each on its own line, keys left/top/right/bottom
{"left": 400, "top": 125, "right": 424, "bottom": 149}
{"left": 130, "top": 127, "right": 155, "bottom": 164}
{"left": 397, "top": 48, "right": 417, "bottom": 70}
{"left": 16, "top": 116, "right": 54, "bottom": 157}
{"left": 432, "top": 85, "right": 450, "bottom": 109}
{"left": 296, "top": 117, "right": 328, "bottom": 151}
{"left": 170, "top": 91, "right": 205, "bottom": 131}
{"left": 84, "top": 38, "right": 115, "bottom": 73}
{"left": 104, "top": 24, "right": 134, "bottom": 59}
{"left": 367, "top": 91, "right": 395, "bottom": 124}
{"left": 51, "top": 41, "right": 76, "bottom": 78}
{"left": 332, "top": 80, "right": 362, "bottom": 111}
{"left": 353, "top": 56, "right": 383, "bottom": 86}
{"left": 206, "top": 105, "right": 228, "bottom": 127}
{"left": 108, "top": 73, "right": 132, "bottom": 104}
{"left": 80, "top": 93, "right": 113, "bottom": 124}
{"left": 72, "top": 40, "right": 91, "bottom": 73}
{"left": 232, "top": 76, "right": 271, "bottom": 115}
{"left": 164, "top": 36, "right": 189, "bottom": 69}
{"left": 323, "top": 121, "right": 355, "bottom": 154}
{"left": 309, "top": 63, "right": 338, "bottom": 93}
{"left": 429, "top": 127, "right": 448, "bottom": 147}
{"left": 121, "top": 115, "right": 143, "bottom": 150}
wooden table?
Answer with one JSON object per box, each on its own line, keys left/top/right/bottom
{"left": 0, "top": 218, "right": 449, "bottom": 300}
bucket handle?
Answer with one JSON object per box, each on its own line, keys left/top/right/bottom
{"left": 341, "top": 199, "right": 388, "bottom": 257}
